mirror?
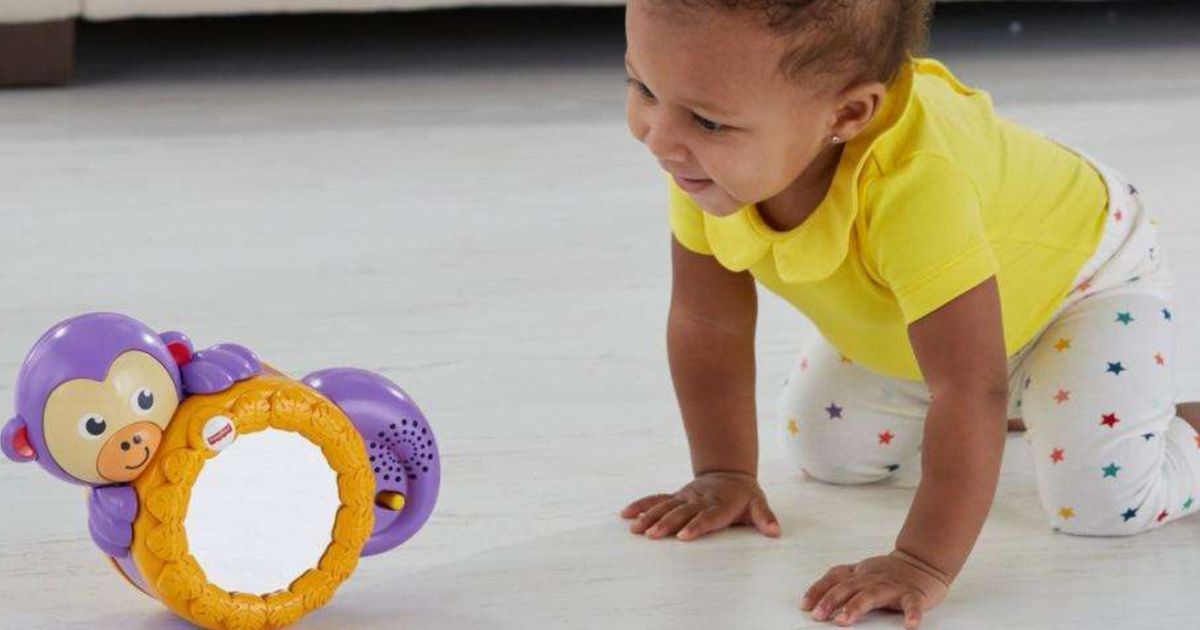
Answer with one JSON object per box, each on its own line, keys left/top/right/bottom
{"left": 186, "top": 429, "right": 341, "bottom": 594}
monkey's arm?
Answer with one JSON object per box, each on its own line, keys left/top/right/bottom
{"left": 87, "top": 485, "right": 137, "bottom": 558}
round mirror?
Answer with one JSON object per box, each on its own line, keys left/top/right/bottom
{"left": 186, "top": 429, "right": 340, "bottom": 594}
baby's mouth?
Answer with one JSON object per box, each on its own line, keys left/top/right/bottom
{"left": 672, "top": 172, "right": 715, "bottom": 194}
{"left": 124, "top": 447, "right": 151, "bottom": 470}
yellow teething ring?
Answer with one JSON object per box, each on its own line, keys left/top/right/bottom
{"left": 127, "top": 372, "right": 375, "bottom": 630}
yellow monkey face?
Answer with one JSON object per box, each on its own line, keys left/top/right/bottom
{"left": 42, "top": 351, "right": 179, "bottom": 484}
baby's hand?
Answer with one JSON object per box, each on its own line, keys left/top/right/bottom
{"left": 801, "top": 551, "right": 950, "bottom": 628}
{"left": 620, "top": 471, "right": 780, "bottom": 541}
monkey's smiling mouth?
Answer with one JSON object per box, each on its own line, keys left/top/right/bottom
{"left": 124, "top": 447, "right": 151, "bottom": 470}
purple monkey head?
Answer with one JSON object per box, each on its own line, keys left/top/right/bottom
{"left": 2, "top": 313, "right": 262, "bottom": 486}
{"left": 3, "top": 313, "right": 185, "bottom": 486}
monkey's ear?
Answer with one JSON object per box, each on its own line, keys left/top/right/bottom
{"left": 2, "top": 416, "right": 37, "bottom": 463}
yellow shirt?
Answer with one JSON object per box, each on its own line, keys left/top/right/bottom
{"left": 668, "top": 58, "right": 1108, "bottom": 381}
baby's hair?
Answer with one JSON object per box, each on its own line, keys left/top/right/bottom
{"left": 666, "top": 0, "right": 933, "bottom": 89}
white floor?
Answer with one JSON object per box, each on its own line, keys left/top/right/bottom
{"left": 2, "top": 5, "right": 1200, "bottom": 629}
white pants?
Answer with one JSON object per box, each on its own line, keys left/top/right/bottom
{"left": 777, "top": 160, "right": 1200, "bottom": 536}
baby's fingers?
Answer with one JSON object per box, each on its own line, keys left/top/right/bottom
{"left": 630, "top": 498, "right": 682, "bottom": 535}
{"left": 646, "top": 503, "right": 702, "bottom": 539}
{"left": 801, "top": 565, "right": 854, "bottom": 612}
{"left": 748, "top": 498, "right": 781, "bottom": 538}
{"left": 677, "top": 505, "right": 732, "bottom": 541}
{"left": 621, "top": 494, "right": 672, "bottom": 520}
{"left": 812, "top": 579, "right": 860, "bottom": 622}
{"left": 835, "top": 587, "right": 891, "bottom": 626}
{"left": 900, "top": 593, "right": 924, "bottom": 629}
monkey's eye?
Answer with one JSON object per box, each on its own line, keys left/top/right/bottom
{"left": 78, "top": 414, "right": 108, "bottom": 440}
{"left": 130, "top": 388, "right": 155, "bottom": 415}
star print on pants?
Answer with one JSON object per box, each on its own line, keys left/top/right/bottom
{"left": 1054, "top": 389, "right": 1071, "bottom": 404}
{"left": 787, "top": 418, "right": 799, "bottom": 437}
{"left": 1058, "top": 507, "right": 1075, "bottom": 520}
{"left": 1106, "top": 361, "right": 1125, "bottom": 376}
{"left": 1116, "top": 311, "right": 1134, "bottom": 325}
{"left": 825, "top": 403, "right": 843, "bottom": 419}
{"left": 1154, "top": 353, "right": 1166, "bottom": 366}
{"left": 1157, "top": 510, "right": 1169, "bottom": 523}
{"left": 1142, "top": 433, "right": 1155, "bottom": 441}
{"left": 1185, "top": 497, "right": 1195, "bottom": 510}
{"left": 1162, "top": 308, "right": 1172, "bottom": 322}
{"left": 1102, "top": 462, "right": 1121, "bottom": 478}
{"left": 1050, "top": 448, "right": 1065, "bottom": 463}
{"left": 1054, "top": 338, "right": 1072, "bottom": 352}
{"left": 885, "top": 464, "right": 901, "bottom": 472}
{"left": 878, "top": 430, "right": 894, "bottom": 445}
{"left": 1101, "top": 413, "right": 1121, "bottom": 428}
{"left": 1121, "top": 507, "right": 1138, "bottom": 522}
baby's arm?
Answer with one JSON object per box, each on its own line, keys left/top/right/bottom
{"left": 804, "top": 276, "right": 1009, "bottom": 628}
{"left": 621, "top": 238, "right": 780, "bottom": 541}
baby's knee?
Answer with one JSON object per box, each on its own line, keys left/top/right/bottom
{"left": 1039, "top": 472, "right": 1166, "bottom": 537}
{"left": 783, "top": 422, "right": 901, "bottom": 486}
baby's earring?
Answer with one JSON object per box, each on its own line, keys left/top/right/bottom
{"left": 829, "top": 134, "right": 845, "bottom": 145}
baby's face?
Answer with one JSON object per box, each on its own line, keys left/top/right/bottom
{"left": 625, "top": 0, "right": 837, "bottom": 217}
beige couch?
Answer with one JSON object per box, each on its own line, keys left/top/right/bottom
{"left": 2, "top": 0, "right": 622, "bottom": 86}
{"left": 0, "top": 0, "right": 1074, "bottom": 87}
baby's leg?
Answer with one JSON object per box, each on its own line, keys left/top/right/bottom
{"left": 1022, "top": 291, "right": 1200, "bottom": 535}
{"left": 777, "top": 333, "right": 929, "bottom": 485}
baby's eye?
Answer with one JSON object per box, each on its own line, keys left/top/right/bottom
{"left": 130, "top": 388, "right": 155, "bottom": 415}
{"left": 627, "top": 78, "right": 656, "bottom": 101}
{"left": 78, "top": 414, "right": 108, "bottom": 440}
{"left": 693, "top": 114, "right": 725, "bottom": 133}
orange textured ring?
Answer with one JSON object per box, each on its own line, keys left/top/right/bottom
{"left": 124, "top": 372, "right": 375, "bottom": 630}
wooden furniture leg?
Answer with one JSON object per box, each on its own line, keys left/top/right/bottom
{"left": 0, "top": 19, "right": 75, "bottom": 87}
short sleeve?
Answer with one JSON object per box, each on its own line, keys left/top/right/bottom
{"left": 865, "top": 154, "right": 999, "bottom": 324}
{"left": 667, "top": 180, "right": 714, "bottom": 256}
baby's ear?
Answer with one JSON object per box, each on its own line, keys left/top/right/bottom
{"left": 2, "top": 416, "right": 37, "bottom": 463}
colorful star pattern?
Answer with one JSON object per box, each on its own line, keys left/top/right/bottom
{"left": 1054, "top": 338, "right": 1072, "bottom": 352}
{"left": 1106, "top": 361, "right": 1125, "bottom": 376}
{"left": 1101, "top": 413, "right": 1121, "bottom": 428}
{"left": 1102, "top": 463, "right": 1121, "bottom": 478}
{"left": 1076, "top": 279, "right": 1093, "bottom": 294}
{"left": 886, "top": 464, "right": 901, "bottom": 472}
{"left": 825, "top": 403, "right": 843, "bottom": 419}
{"left": 1054, "top": 389, "right": 1071, "bottom": 405}
{"left": 1142, "top": 433, "right": 1155, "bottom": 441}
{"left": 1157, "top": 510, "right": 1169, "bottom": 523}
{"left": 878, "top": 430, "right": 894, "bottom": 445}
{"left": 1050, "top": 448, "right": 1065, "bottom": 464}
{"left": 1162, "top": 308, "right": 1172, "bottom": 321}
{"left": 1121, "top": 508, "right": 1138, "bottom": 522}
{"left": 1185, "top": 497, "right": 1195, "bottom": 510}
{"left": 1116, "top": 311, "right": 1134, "bottom": 325}
{"left": 787, "top": 418, "right": 799, "bottom": 438}
{"left": 1058, "top": 507, "right": 1076, "bottom": 520}
{"left": 1154, "top": 352, "right": 1166, "bottom": 366}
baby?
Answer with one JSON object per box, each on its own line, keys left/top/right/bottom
{"left": 618, "top": 0, "right": 1200, "bottom": 627}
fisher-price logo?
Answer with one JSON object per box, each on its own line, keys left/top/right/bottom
{"left": 202, "top": 416, "right": 237, "bottom": 452}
